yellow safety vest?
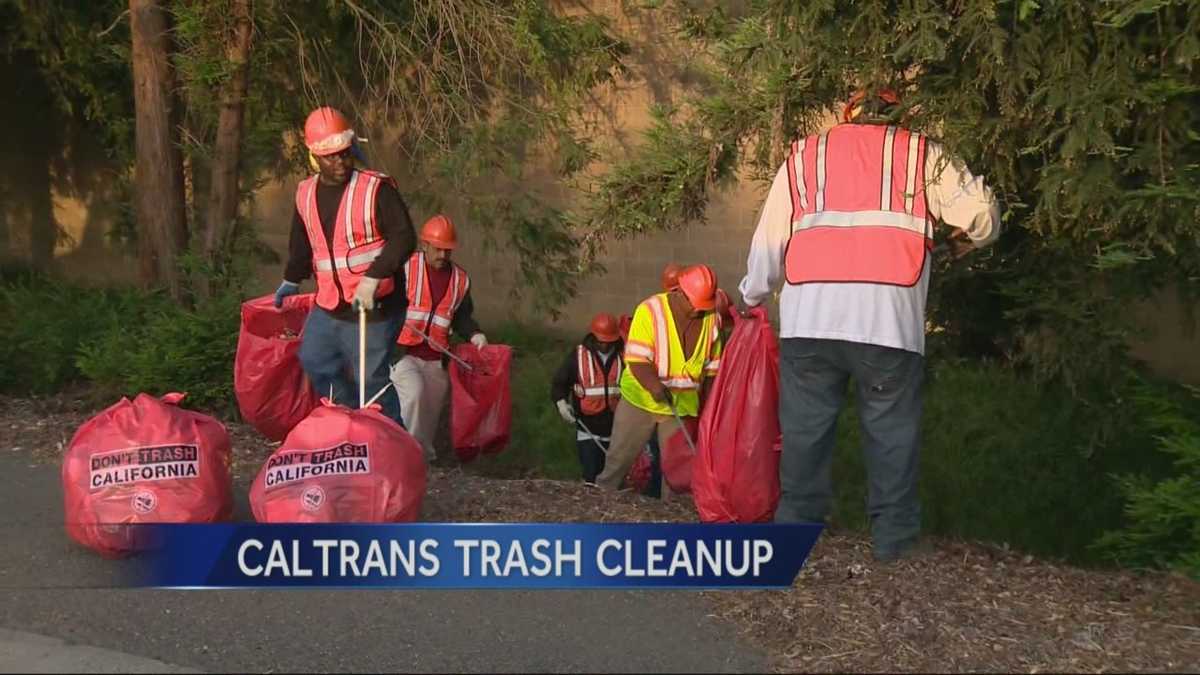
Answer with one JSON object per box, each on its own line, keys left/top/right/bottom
{"left": 621, "top": 292, "right": 722, "bottom": 416}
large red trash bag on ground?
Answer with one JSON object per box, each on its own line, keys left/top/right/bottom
{"left": 61, "top": 392, "right": 233, "bottom": 558}
{"left": 249, "top": 401, "right": 426, "bottom": 523}
{"left": 448, "top": 344, "right": 513, "bottom": 462}
{"left": 693, "top": 307, "right": 782, "bottom": 523}
{"left": 235, "top": 293, "right": 320, "bottom": 441}
{"left": 659, "top": 416, "right": 700, "bottom": 494}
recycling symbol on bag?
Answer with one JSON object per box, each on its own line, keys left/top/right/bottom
{"left": 131, "top": 491, "right": 158, "bottom": 515}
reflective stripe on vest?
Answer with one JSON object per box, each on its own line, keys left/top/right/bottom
{"left": 573, "top": 346, "right": 621, "bottom": 415}
{"left": 783, "top": 124, "right": 932, "bottom": 287}
{"left": 398, "top": 251, "right": 470, "bottom": 350}
{"left": 641, "top": 294, "right": 716, "bottom": 392}
{"left": 295, "top": 170, "right": 397, "bottom": 311}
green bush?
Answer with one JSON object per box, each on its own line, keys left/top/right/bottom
{"left": 0, "top": 266, "right": 163, "bottom": 395}
{"left": 1093, "top": 382, "right": 1200, "bottom": 579}
{"left": 76, "top": 292, "right": 241, "bottom": 414}
{"left": 829, "top": 360, "right": 1179, "bottom": 565}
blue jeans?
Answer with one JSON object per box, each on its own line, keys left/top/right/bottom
{"left": 776, "top": 337, "right": 924, "bottom": 558}
{"left": 298, "top": 308, "right": 404, "bottom": 426}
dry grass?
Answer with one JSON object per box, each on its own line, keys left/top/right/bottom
{"left": 4, "top": 390, "right": 1198, "bottom": 673}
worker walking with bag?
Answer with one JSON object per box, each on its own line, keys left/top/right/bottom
{"left": 738, "top": 88, "right": 1001, "bottom": 562}
{"left": 273, "top": 106, "right": 414, "bottom": 426}
{"left": 389, "top": 215, "right": 488, "bottom": 462}
{"left": 595, "top": 264, "right": 724, "bottom": 498}
{"left": 551, "top": 313, "right": 625, "bottom": 486}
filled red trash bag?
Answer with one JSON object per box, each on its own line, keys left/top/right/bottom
{"left": 250, "top": 401, "right": 426, "bottom": 523}
{"left": 61, "top": 392, "right": 233, "bottom": 558}
{"left": 234, "top": 292, "right": 320, "bottom": 442}
{"left": 624, "top": 446, "right": 653, "bottom": 493}
{"left": 693, "top": 307, "right": 782, "bottom": 523}
{"left": 659, "top": 416, "right": 700, "bottom": 494}
{"left": 448, "top": 344, "right": 513, "bottom": 462}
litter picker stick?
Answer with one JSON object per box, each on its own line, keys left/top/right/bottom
{"left": 357, "top": 302, "right": 367, "bottom": 408}
{"left": 574, "top": 416, "right": 610, "bottom": 457}
{"left": 408, "top": 324, "right": 475, "bottom": 371}
{"left": 363, "top": 381, "right": 393, "bottom": 409}
{"left": 666, "top": 396, "right": 698, "bottom": 456}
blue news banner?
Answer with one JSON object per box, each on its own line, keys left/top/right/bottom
{"left": 130, "top": 523, "right": 824, "bottom": 589}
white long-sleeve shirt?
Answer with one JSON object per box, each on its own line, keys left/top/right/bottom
{"left": 739, "top": 136, "right": 1001, "bottom": 355}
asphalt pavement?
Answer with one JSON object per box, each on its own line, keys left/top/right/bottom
{"left": 0, "top": 454, "right": 768, "bottom": 673}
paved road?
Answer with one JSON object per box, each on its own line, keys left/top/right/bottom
{"left": 0, "top": 454, "right": 768, "bottom": 673}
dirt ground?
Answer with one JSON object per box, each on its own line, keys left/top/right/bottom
{"left": 3, "top": 390, "right": 1198, "bottom": 673}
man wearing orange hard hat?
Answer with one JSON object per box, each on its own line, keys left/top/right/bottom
{"left": 595, "top": 264, "right": 724, "bottom": 497}
{"left": 550, "top": 312, "right": 626, "bottom": 485}
{"left": 388, "top": 213, "right": 488, "bottom": 461}
{"left": 275, "top": 105, "right": 415, "bottom": 426}
{"left": 739, "top": 86, "right": 1001, "bottom": 563}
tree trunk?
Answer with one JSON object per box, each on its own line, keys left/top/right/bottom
{"left": 29, "top": 156, "right": 56, "bottom": 271}
{"left": 130, "top": 0, "right": 188, "bottom": 301}
{"left": 203, "top": 0, "right": 253, "bottom": 262}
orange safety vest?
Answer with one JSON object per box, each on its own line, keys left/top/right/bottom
{"left": 295, "top": 169, "right": 397, "bottom": 311}
{"left": 783, "top": 124, "right": 933, "bottom": 287}
{"left": 397, "top": 251, "right": 470, "bottom": 350}
{"left": 572, "top": 346, "right": 622, "bottom": 415}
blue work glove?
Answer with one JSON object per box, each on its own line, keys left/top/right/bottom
{"left": 274, "top": 280, "right": 300, "bottom": 308}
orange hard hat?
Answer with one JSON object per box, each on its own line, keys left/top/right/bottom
{"left": 589, "top": 312, "right": 621, "bottom": 343}
{"left": 661, "top": 262, "right": 683, "bottom": 291}
{"left": 304, "top": 106, "right": 356, "bottom": 156}
{"left": 420, "top": 214, "right": 458, "bottom": 250}
{"left": 843, "top": 88, "right": 901, "bottom": 123}
{"left": 677, "top": 264, "right": 717, "bottom": 311}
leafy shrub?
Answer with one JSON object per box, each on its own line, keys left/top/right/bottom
{"left": 1094, "top": 381, "right": 1200, "bottom": 579}
{"left": 0, "top": 266, "right": 163, "bottom": 395}
{"left": 829, "top": 360, "right": 1179, "bottom": 565}
{"left": 76, "top": 292, "right": 241, "bottom": 413}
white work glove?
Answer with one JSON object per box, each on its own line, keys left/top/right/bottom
{"left": 470, "top": 332, "right": 488, "bottom": 348}
{"left": 556, "top": 399, "right": 576, "bottom": 424}
{"left": 353, "top": 276, "right": 381, "bottom": 311}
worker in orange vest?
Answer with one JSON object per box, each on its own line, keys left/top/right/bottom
{"left": 274, "top": 106, "right": 414, "bottom": 425}
{"left": 739, "top": 88, "right": 1000, "bottom": 562}
{"left": 389, "top": 215, "right": 487, "bottom": 461}
{"left": 551, "top": 313, "right": 625, "bottom": 485}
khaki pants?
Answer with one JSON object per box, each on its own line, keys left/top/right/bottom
{"left": 389, "top": 355, "right": 450, "bottom": 462}
{"left": 595, "top": 399, "right": 690, "bottom": 499}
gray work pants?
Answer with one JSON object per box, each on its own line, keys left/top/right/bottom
{"left": 776, "top": 337, "right": 924, "bottom": 558}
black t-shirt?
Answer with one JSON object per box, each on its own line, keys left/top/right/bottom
{"left": 284, "top": 174, "right": 416, "bottom": 322}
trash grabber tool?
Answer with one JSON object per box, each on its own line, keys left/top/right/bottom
{"left": 574, "top": 416, "right": 610, "bottom": 457}
{"left": 357, "top": 301, "right": 367, "bottom": 408}
{"left": 408, "top": 324, "right": 475, "bottom": 371}
{"left": 666, "top": 394, "right": 698, "bottom": 456}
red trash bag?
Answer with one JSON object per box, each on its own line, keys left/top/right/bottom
{"left": 448, "top": 344, "right": 513, "bottom": 462}
{"left": 659, "top": 416, "right": 700, "bottom": 494}
{"left": 249, "top": 401, "right": 426, "bottom": 523}
{"left": 234, "top": 292, "right": 319, "bottom": 441}
{"left": 624, "top": 446, "right": 653, "bottom": 493}
{"left": 61, "top": 392, "right": 233, "bottom": 558}
{"left": 693, "top": 307, "right": 782, "bottom": 523}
